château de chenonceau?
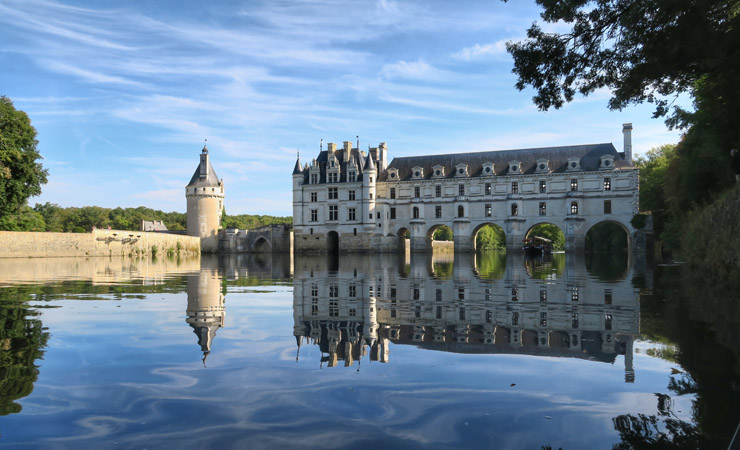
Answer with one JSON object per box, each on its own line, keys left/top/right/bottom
{"left": 291, "top": 124, "right": 640, "bottom": 253}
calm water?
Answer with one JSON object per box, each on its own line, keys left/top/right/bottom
{"left": 0, "top": 252, "right": 738, "bottom": 449}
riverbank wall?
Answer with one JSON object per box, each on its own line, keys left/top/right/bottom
{"left": 0, "top": 229, "right": 201, "bottom": 258}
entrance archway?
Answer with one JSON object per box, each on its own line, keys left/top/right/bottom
{"left": 327, "top": 231, "right": 339, "bottom": 254}
{"left": 525, "top": 223, "right": 565, "bottom": 251}
{"left": 472, "top": 223, "right": 506, "bottom": 252}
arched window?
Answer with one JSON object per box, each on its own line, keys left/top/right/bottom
{"left": 571, "top": 201, "right": 579, "bottom": 214}
{"left": 457, "top": 205, "right": 464, "bottom": 218}
{"left": 413, "top": 207, "right": 419, "bottom": 219}
{"left": 511, "top": 204, "right": 518, "bottom": 216}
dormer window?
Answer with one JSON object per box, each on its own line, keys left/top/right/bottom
{"left": 387, "top": 168, "right": 399, "bottom": 181}
{"left": 432, "top": 164, "right": 445, "bottom": 178}
{"left": 567, "top": 157, "right": 581, "bottom": 172}
{"left": 509, "top": 160, "right": 521, "bottom": 174}
{"left": 348, "top": 171, "right": 356, "bottom": 182}
{"left": 455, "top": 163, "right": 468, "bottom": 177}
{"left": 535, "top": 158, "right": 550, "bottom": 174}
{"left": 600, "top": 155, "right": 615, "bottom": 170}
{"left": 482, "top": 162, "right": 494, "bottom": 176}
{"left": 411, "top": 166, "right": 424, "bottom": 179}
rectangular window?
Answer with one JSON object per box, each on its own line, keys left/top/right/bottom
{"left": 571, "top": 179, "right": 578, "bottom": 191}
{"left": 436, "top": 289, "right": 442, "bottom": 301}
{"left": 348, "top": 172, "right": 356, "bottom": 182}
{"left": 539, "top": 202, "right": 546, "bottom": 216}
{"left": 413, "top": 287, "right": 420, "bottom": 300}
{"left": 572, "top": 312, "right": 579, "bottom": 329}
{"left": 540, "top": 290, "right": 547, "bottom": 302}
{"left": 349, "top": 308, "right": 356, "bottom": 317}
{"left": 604, "top": 200, "right": 612, "bottom": 214}
{"left": 415, "top": 305, "right": 421, "bottom": 318}
{"left": 310, "top": 192, "right": 317, "bottom": 202}
{"left": 329, "top": 205, "right": 338, "bottom": 221}
{"left": 512, "top": 312, "right": 519, "bottom": 326}
{"left": 328, "top": 187, "right": 338, "bottom": 199}
{"left": 459, "top": 307, "right": 466, "bottom": 321}
{"left": 349, "top": 284, "right": 356, "bottom": 297}
{"left": 540, "top": 312, "right": 547, "bottom": 327}
{"left": 571, "top": 288, "right": 579, "bottom": 302}
{"left": 369, "top": 193, "right": 373, "bottom": 199}
{"left": 369, "top": 177, "right": 373, "bottom": 183}
{"left": 348, "top": 190, "right": 355, "bottom": 201}
{"left": 435, "top": 205, "right": 442, "bottom": 218}
{"left": 328, "top": 172, "right": 338, "bottom": 183}
{"left": 436, "top": 185, "right": 442, "bottom": 197}
{"left": 414, "top": 186, "right": 420, "bottom": 198}
{"left": 486, "top": 310, "right": 492, "bottom": 324}
{"left": 310, "top": 173, "right": 318, "bottom": 184}
{"left": 348, "top": 208, "right": 356, "bottom": 221}
{"left": 329, "top": 284, "right": 338, "bottom": 298}
{"left": 511, "top": 288, "right": 518, "bottom": 301}
{"left": 329, "top": 300, "right": 338, "bottom": 317}
{"left": 311, "top": 284, "right": 318, "bottom": 297}
{"left": 311, "top": 298, "right": 318, "bottom": 316}
{"left": 539, "top": 180, "right": 547, "bottom": 193}
{"left": 605, "top": 313, "right": 613, "bottom": 331}
{"left": 485, "top": 183, "right": 492, "bottom": 195}
{"left": 369, "top": 213, "right": 372, "bottom": 219}
{"left": 436, "top": 306, "right": 442, "bottom": 319}
{"left": 511, "top": 182, "right": 518, "bottom": 194}
{"left": 604, "top": 289, "right": 612, "bottom": 304}
{"left": 603, "top": 177, "right": 611, "bottom": 191}
{"left": 571, "top": 202, "right": 579, "bottom": 214}
{"left": 459, "top": 184, "right": 465, "bottom": 196}
{"left": 458, "top": 288, "right": 465, "bottom": 300}
{"left": 390, "top": 188, "right": 396, "bottom": 199}
{"left": 485, "top": 204, "right": 492, "bottom": 217}
{"left": 310, "top": 209, "right": 317, "bottom": 222}
{"left": 390, "top": 208, "right": 396, "bottom": 219}
{"left": 390, "top": 287, "right": 397, "bottom": 298}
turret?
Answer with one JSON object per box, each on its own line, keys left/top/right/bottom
{"left": 292, "top": 154, "right": 304, "bottom": 228}
{"left": 186, "top": 144, "right": 225, "bottom": 252}
{"left": 362, "top": 153, "right": 377, "bottom": 232}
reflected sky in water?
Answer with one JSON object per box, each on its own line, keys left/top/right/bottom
{"left": 0, "top": 252, "right": 733, "bottom": 449}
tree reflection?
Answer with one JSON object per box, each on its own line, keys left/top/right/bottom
{"left": 0, "top": 305, "right": 48, "bottom": 415}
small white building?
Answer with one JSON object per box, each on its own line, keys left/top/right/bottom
{"left": 292, "top": 125, "right": 639, "bottom": 253}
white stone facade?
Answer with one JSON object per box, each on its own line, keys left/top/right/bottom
{"left": 293, "top": 125, "right": 639, "bottom": 253}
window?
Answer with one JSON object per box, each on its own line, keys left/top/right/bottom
{"left": 571, "top": 288, "right": 579, "bottom": 302}
{"left": 539, "top": 312, "right": 547, "bottom": 327}
{"left": 457, "top": 205, "right": 464, "bottom": 218}
{"left": 348, "top": 208, "right": 356, "bottom": 221}
{"left": 604, "top": 200, "right": 612, "bottom": 214}
{"left": 376, "top": 212, "right": 380, "bottom": 219}
{"left": 436, "top": 185, "right": 442, "bottom": 197}
{"left": 310, "top": 209, "right": 318, "bottom": 222}
{"left": 328, "top": 187, "right": 338, "bottom": 199}
{"left": 511, "top": 288, "right": 518, "bottom": 301}
{"left": 511, "top": 204, "right": 518, "bottom": 216}
{"left": 329, "top": 205, "right": 338, "bottom": 221}
{"left": 369, "top": 193, "right": 373, "bottom": 199}
{"left": 390, "top": 188, "right": 396, "bottom": 199}
{"left": 415, "top": 305, "right": 420, "bottom": 318}
{"left": 539, "top": 202, "right": 546, "bottom": 216}
{"left": 311, "top": 284, "right": 318, "bottom": 297}
{"left": 329, "top": 284, "right": 338, "bottom": 297}
{"left": 436, "top": 289, "right": 442, "bottom": 301}
{"left": 459, "top": 307, "right": 466, "bottom": 321}
{"left": 603, "top": 177, "right": 611, "bottom": 191}
{"left": 571, "top": 179, "right": 578, "bottom": 191}
{"left": 390, "top": 208, "right": 396, "bottom": 219}
{"left": 605, "top": 313, "right": 613, "bottom": 331}
{"left": 310, "top": 173, "right": 318, "bottom": 184}
{"left": 570, "top": 201, "right": 579, "bottom": 214}
{"left": 369, "top": 213, "right": 373, "bottom": 219}
{"left": 328, "top": 172, "right": 338, "bottom": 183}
{"left": 435, "top": 205, "right": 442, "bottom": 218}
{"left": 486, "top": 310, "right": 492, "bottom": 323}
{"left": 413, "top": 207, "right": 420, "bottom": 219}
{"left": 540, "top": 290, "right": 547, "bottom": 302}
{"left": 572, "top": 312, "right": 579, "bottom": 329}
{"left": 485, "top": 183, "right": 492, "bottom": 195}
{"left": 539, "top": 180, "right": 547, "bottom": 193}
{"left": 459, "top": 184, "right": 465, "bottom": 196}
{"left": 348, "top": 190, "right": 355, "bottom": 201}
{"left": 414, "top": 186, "right": 420, "bottom": 198}
{"left": 391, "top": 287, "right": 397, "bottom": 298}
{"left": 511, "top": 182, "right": 518, "bottom": 194}
{"left": 485, "top": 204, "right": 492, "bottom": 217}
{"left": 436, "top": 306, "right": 442, "bottom": 319}
{"left": 369, "top": 177, "right": 373, "bottom": 183}
{"left": 311, "top": 298, "right": 318, "bottom": 316}
{"left": 413, "top": 287, "right": 420, "bottom": 300}
{"left": 329, "top": 300, "right": 338, "bottom": 317}
{"left": 512, "top": 312, "right": 519, "bottom": 326}
{"left": 604, "top": 289, "right": 612, "bottom": 304}
{"left": 349, "top": 308, "right": 356, "bottom": 317}
{"left": 348, "top": 171, "right": 356, "bottom": 182}
{"left": 458, "top": 288, "right": 465, "bottom": 300}
{"left": 310, "top": 192, "right": 317, "bottom": 202}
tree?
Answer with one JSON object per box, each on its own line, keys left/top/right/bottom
{"left": 0, "top": 96, "right": 48, "bottom": 220}
{"left": 634, "top": 144, "right": 675, "bottom": 212}
{"left": 505, "top": 0, "right": 739, "bottom": 124}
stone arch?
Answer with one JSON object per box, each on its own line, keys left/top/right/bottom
{"left": 585, "top": 219, "right": 632, "bottom": 253}
{"left": 426, "top": 224, "right": 454, "bottom": 251}
{"left": 396, "top": 227, "right": 410, "bottom": 252}
{"left": 524, "top": 222, "right": 566, "bottom": 252}
{"left": 327, "top": 231, "right": 339, "bottom": 254}
{"left": 471, "top": 222, "right": 507, "bottom": 252}
{"left": 253, "top": 236, "right": 272, "bottom": 253}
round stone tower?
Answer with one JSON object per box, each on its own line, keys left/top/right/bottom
{"left": 186, "top": 144, "right": 225, "bottom": 253}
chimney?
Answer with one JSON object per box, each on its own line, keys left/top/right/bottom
{"left": 327, "top": 143, "right": 336, "bottom": 152}
{"left": 622, "top": 123, "right": 633, "bottom": 162}
{"left": 343, "top": 141, "right": 351, "bottom": 162}
{"left": 200, "top": 147, "right": 209, "bottom": 179}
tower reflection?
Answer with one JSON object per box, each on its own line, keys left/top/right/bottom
{"left": 294, "top": 252, "right": 639, "bottom": 382}
{"left": 186, "top": 256, "right": 225, "bottom": 365}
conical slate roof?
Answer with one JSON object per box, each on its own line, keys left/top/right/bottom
{"left": 363, "top": 152, "right": 376, "bottom": 171}
{"left": 187, "top": 146, "right": 221, "bottom": 187}
{"left": 292, "top": 156, "right": 303, "bottom": 175}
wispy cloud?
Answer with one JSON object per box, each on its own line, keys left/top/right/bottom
{"left": 453, "top": 40, "right": 509, "bottom": 61}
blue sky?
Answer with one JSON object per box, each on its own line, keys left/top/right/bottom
{"left": 1, "top": 0, "right": 684, "bottom": 216}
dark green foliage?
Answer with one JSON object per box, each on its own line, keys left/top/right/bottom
{"left": 586, "top": 222, "right": 628, "bottom": 253}
{"left": 0, "top": 96, "right": 48, "bottom": 220}
{"left": 475, "top": 225, "right": 506, "bottom": 251}
{"left": 527, "top": 224, "right": 564, "bottom": 250}
{"left": 431, "top": 226, "right": 453, "bottom": 241}
{"left": 222, "top": 214, "right": 291, "bottom": 230}
{"left": 630, "top": 214, "right": 647, "bottom": 230}
{"left": 505, "top": 0, "right": 739, "bottom": 123}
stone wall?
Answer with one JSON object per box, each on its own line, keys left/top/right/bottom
{"left": 0, "top": 229, "right": 201, "bottom": 258}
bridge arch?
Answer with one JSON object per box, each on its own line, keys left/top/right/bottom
{"left": 327, "top": 231, "right": 339, "bottom": 254}
{"left": 471, "top": 222, "right": 507, "bottom": 252}
{"left": 396, "top": 227, "right": 410, "bottom": 252}
{"left": 425, "top": 224, "right": 454, "bottom": 250}
{"left": 585, "top": 219, "right": 632, "bottom": 253}
{"left": 524, "top": 222, "right": 566, "bottom": 252}
{"left": 253, "top": 236, "right": 272, "bottom": 253}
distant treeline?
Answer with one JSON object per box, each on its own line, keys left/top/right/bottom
{"left": 0, "top": 203, "right": 291, "bottom": 233}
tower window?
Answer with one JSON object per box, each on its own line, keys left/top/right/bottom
{"left": 571, "top": 179, "right": 578, "bottom": 191}
{"left": 603, "top": 177, "right": 611, "bottom": 191}
{"left": 436, "top": 185, "right": 442, "bottom": 197}
{"left": 390, "top": 208, "right": 396, "bottom": 219}
{"left": 459, "top": 184, "right": 465, "bottom": 196}
{"left": 414, "top": 186, "right": 420, "bottom": 198}
{"left": 539, "top": 180, "right": 546, "bottom": 193}
{"left": 511, "top": 182, "right": 518, "bottom": 194}
{"left": 485, "top": 183, "right": 492, "bottom": 195}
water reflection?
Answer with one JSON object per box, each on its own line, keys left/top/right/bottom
{"left": 186, "top": 256, "right": 225, "bottom": 365}
{"left": 293, "top": 252, "right": 639, "bottom": 382}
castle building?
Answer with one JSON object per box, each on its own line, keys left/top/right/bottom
{"left": 292, "top": 125, "right": 639, "bottom": 253}
{"left": 186, "top": 145, "right": 225, "bottom": 252}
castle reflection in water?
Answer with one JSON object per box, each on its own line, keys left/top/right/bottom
{"left": 292, "top": 252, "right": 640, "bottom": 383}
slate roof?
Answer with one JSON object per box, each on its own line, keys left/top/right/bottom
{"left": 187, "top": 152, "right": 222, "bottom": 187}
{"left": 379, "top": 143, "right": 632, "bottom": 181}
{"left": 302, "top": 147, "right": 366, "bottom": 184}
